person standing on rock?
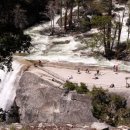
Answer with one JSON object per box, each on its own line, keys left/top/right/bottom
{"left": 96, "top": 69, "right": 100, "bottom": 75}
{"left": 38, "top": 60, "right": 43, "bottom": 67}
{"left": 113, "top": 65, "right": 116, "bottom": 72}
{"left": 77, "top": 68, "right": 81, "bottom": 74}
{"left": 86, "top": 68, "right": 90, "bottom": 73}
{"left": 115, "top": 65, "right": 118, "bottom": 73}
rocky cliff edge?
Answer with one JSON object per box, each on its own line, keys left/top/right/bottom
{"left": 16, "top": 70, "right": 97, "bottom": 124}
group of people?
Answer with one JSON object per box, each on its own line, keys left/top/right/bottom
{"left": 77, "top": 68, "right": 90, "bottom": 74}
{"left": 77, "top": 67, "right": 101, "bottom": 80}
{"left": 77, "top": 67, "right": 116, "bottom": 88}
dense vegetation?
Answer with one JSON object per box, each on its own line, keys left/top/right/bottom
{"left": 0, "top": 101, "right": 20, "bottom": 123}
{"left": 0, "top": 0, "right": 52, "bottom": 70}
{"left": 47, "top": 0, "right": 130, "bottom": 60}
{"left": 64, "top": 81, "right": 89, "bottom": 94}
{"left": 64, "top": 82, "right": 130, "bottom": 127}
{"left": 91, "top": 87, "right": 130, "bottom": 127}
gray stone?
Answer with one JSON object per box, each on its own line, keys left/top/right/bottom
{"left": 16, "top": 71, "right": 97, "bottom": 124}
{"left": 91, "top": 122, "right": 109, "bottom": 130}
{"left": 118, "top": 125, "right": 130, "bottom": 130}
{"left": 11, "top": 123, "right": 23, "bottom": 129}
{"left": 66, "top": 124, "right": 73, "bottom": 128}
{"left": 38, "top": 123, "right": 43, "bottom": 128}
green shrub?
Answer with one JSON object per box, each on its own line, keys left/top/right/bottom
{"left": 64, "top": 81, "right": 78, "bottom": 91}
{"left": 110, "top": 94, "right": 127, "bottom": 110}
{"left": 80, "top": 17, "right": 91, "bottom": 32}
{"left": 64, "top": 81, "right": 89, "bottom": 94}
{"left": 91, "top": 87, "right": 130, "bottom": 126}
{"left": 115, "top": 108, "right": 130, "bottom": 125}
{"left": 63, "top": 83, "right": 130, "bottom": 126}
{"left": 76, "top": 83, "right": 89, "bottom": 94}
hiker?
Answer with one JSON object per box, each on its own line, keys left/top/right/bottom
{"left": 110, "top": 84, "right": 115, "bottom": 88}
{"left": 93, "top": 74, "right": 99, "bottom": 79}
{"left": 115, "top": 65, "right": 118, "bottom": 72}
{"left": 113, "top": 65, "right": 116, "bottom": 72}
{"left": 34, "top": 63, "right": 37, "bottom": 67}
{"left": 94, "top": 75, "right": 98, "bottom": 79}
{"left": 77, "top": 68, "right": 81, "bottom": 74}
{"left": 86, "top": 68, "right": 90, "bottom": 73}
{"left": 52, "top": 78, "right": 55, "bottom": 81}
{"left": 38, "top": 60, "right": 43, "bottom": 66}
{"left": 126, "top": 83, "right": 130, "bottom": 88}
{"left": 96, "top": 69, "right": 100, "bottom": 75}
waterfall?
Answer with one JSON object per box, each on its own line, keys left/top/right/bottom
{"left": 0, "top": 61, "right": 23, "bottom": 111}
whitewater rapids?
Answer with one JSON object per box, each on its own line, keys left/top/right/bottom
{"left": 23, "top": 4, "right": 130, "bottom": 71}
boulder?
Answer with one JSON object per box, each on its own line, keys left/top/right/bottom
{"left": 91, "top": 122, "right": 109, "bottom": 130}
{"left": 118, "top": 125, "right": 130, "bottom": 130}
{"left": 16, "top": 71, "right": 97, "bottom": 124}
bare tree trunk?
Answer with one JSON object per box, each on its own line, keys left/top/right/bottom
{"left": 117, "top": 16, "right": 121, "bottom": 46}
{"left": 69, "top": 3, "right": 73, "bottom": 29}
{"left": 60, "top": 0, "right": 63, "bottom": 27}
{"left": 127, "top": 26, "right": 130, "bottom": 50}
{"left": 48, "top": 1, "right": 55, "bottom": 35}
{"left": 64, "top": 6, "right": 68, "bottom": 31}
{"left": 77, "top": 2, "right": 80, "bottom": 20}
{"left": 127, "top": 26, "right": 130, "bottom": 42}
{"left": 105, "top": 0, "right": 112, "bottom": 57}
{"left": 50, "top": 15, "right": 53, "bottom": 34}
{"left": 52, "top": 13, "right": 54, "bottom": 34}
{"left": 111, "top": 23, "right": 118, "bottom": 50}
{"left": 117, "top": 5, "right": 126, "bottom": 45}
{"left": 103, "top": 25, "right": 106, "bottom": 48}
{"left": 127, "top": 13, "right": 130, "bottom": 49}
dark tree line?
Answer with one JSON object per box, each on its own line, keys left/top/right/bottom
{"left": 0, "top": 0, "right": 52, "bottom": 70}
{"left": 0, "top": 0, "right": 35, "bottom": 70}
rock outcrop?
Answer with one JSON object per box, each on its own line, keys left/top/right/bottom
{"left": 16, "top": 71, "right": 97, "bottom": 124}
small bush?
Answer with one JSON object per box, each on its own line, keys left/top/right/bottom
{"left": 76, "top": 83, "right": 89, "bottom": 94}
{"left": 64, "top": 82, "right": 89, "bottom": 94}
{"left": 64, "top": 81, "right": 78, "bottom": 91}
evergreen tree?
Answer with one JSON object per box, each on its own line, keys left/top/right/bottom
{"left": 0, "top": 0, "right": 31, "bottom": 70}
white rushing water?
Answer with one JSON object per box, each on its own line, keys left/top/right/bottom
{"left": 0, "top": 61, "right": 22, "bottom": 110}
{"left": 24, "top": 4, "right": 130, "bottom": 71}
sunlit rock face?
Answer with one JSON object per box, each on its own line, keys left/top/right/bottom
{"left": 16, "top": 71, "right": 97, "bottom": 124}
